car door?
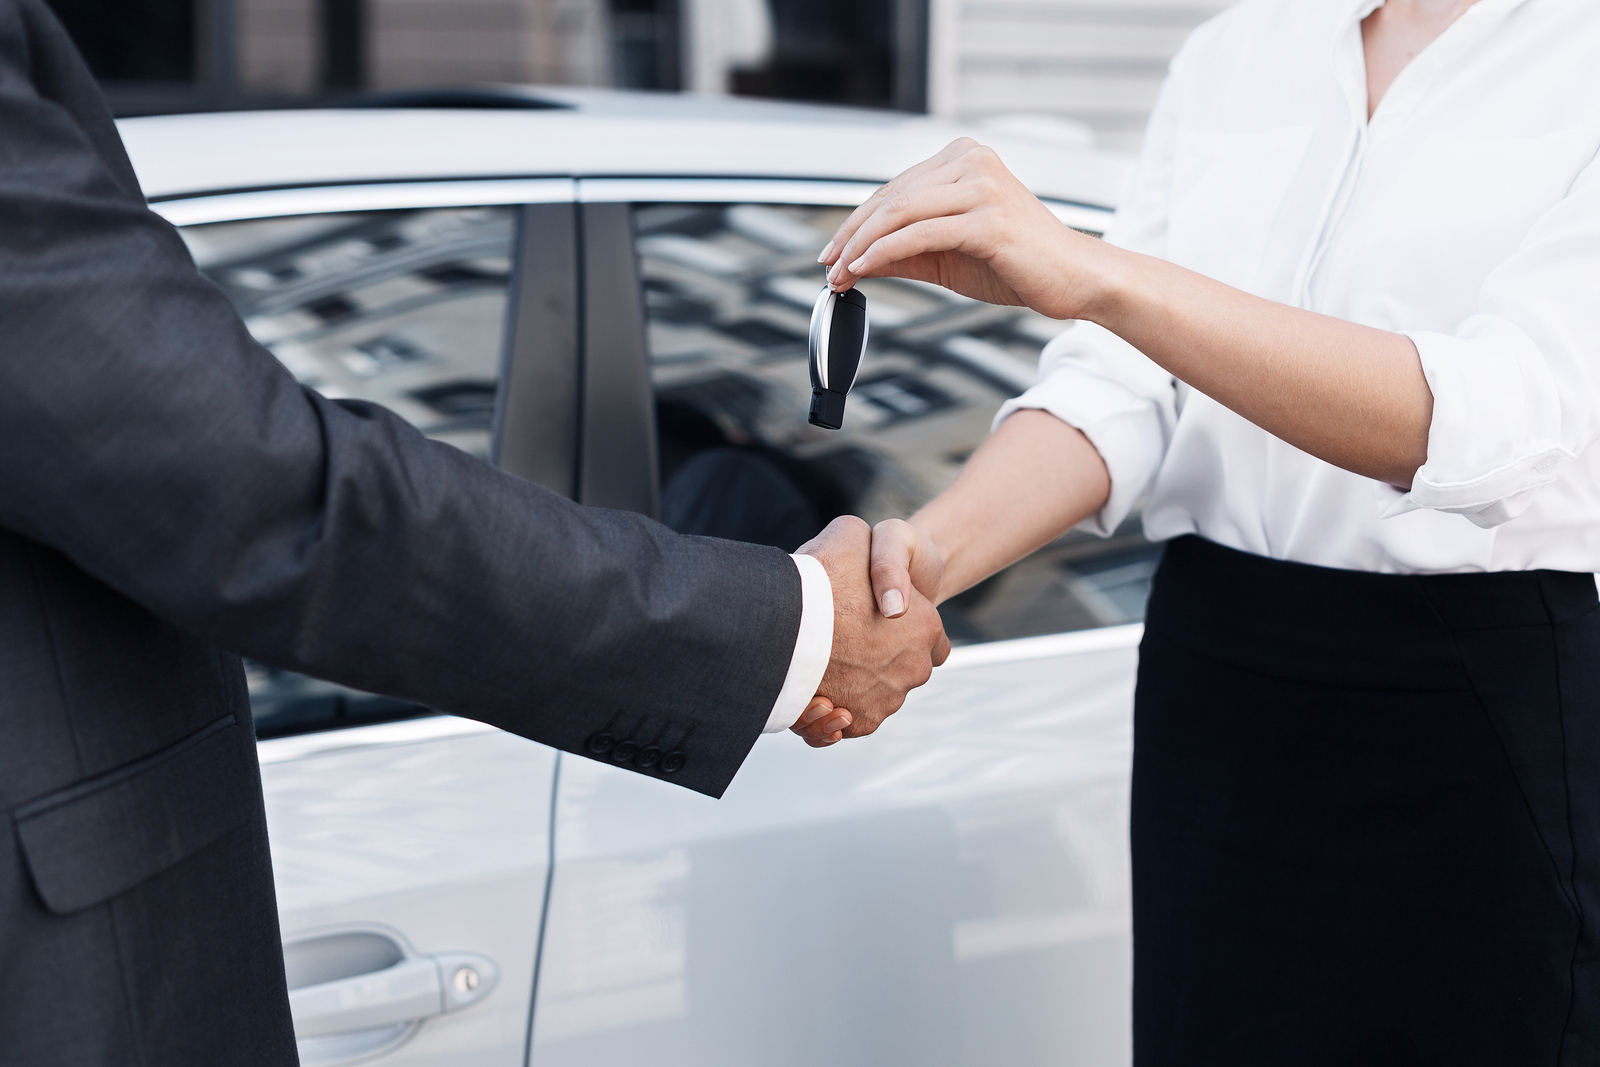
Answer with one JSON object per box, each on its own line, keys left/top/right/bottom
{"left": 154, "top": 180, "right": 584, "bottom": 1067}
{"left": 525, "top": 180, "right": 1147, "bottom": 1067}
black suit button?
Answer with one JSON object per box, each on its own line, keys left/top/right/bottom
{"left": 659, "top": 750, "right": 687, "bottom": 774}
{"left": 611, "top": 739, "right": 640, "bottom": 763}
{"left": 634, "top": 745, "right": 663, "bottom": 769}
{"left": 586, "top": 732, "right": 615, "bottom": 755}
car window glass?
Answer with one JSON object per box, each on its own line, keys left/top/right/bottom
{"left": 637, "top": 201, "right": 1156, "bottom": 645}
{"left": 182, "top": 206, "right": 516, "bottom": 735}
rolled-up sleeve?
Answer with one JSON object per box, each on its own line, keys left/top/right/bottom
{"left": 996, "top": 325, "right": 1177, "bottom": 536}
{"left": 1385, "top": 153, "right": 1600, "bottom": 529}
{"left": 993, "top": 61, "right": 1184, "bottom": 537}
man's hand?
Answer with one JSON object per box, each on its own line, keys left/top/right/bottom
{"left": 791, "top": 516, "right": 951, "bottom": 745}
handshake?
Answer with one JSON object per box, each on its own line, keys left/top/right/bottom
{"left": 787, "top": 515, "right": 950, "bottom": 748}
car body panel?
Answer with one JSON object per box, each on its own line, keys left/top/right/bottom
{"left": 261, "top": 726, "right": 557, "bottom": 1066}
{"left": 530, "top": 627, "right": 1139, "bottom": 1067}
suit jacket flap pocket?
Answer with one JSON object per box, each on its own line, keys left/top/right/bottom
{"left": 14, "top": 716, "right": 254, "bottom": 914}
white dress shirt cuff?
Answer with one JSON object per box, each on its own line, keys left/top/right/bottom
{"left": 763, "top": 553, "right": 835, "bottom": 733}
{"left": 1389, "top": 325, "right": 1576, "bottom": 529}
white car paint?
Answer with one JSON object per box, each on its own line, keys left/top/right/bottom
{"left": 530, "top": 627, "right": 1139, "bottom": 1067}
{"left": 120, "top": 89, "right": 1134, "bottom": 209}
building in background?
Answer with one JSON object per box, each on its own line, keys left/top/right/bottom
{"left": 46, "top": 0, "right": 1228, "bottom": 149}
{"left": 929, "top": 0, "right": 1231, "bottom": 152}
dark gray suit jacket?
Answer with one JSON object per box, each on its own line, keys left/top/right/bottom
{"left": 0, "top": 2, "right": 803, "bottom": 1063}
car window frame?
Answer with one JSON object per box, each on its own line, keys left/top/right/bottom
{"left": 575, "top": 177, "right": 1125, "bottom": 647}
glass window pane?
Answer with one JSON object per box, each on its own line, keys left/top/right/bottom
{"left": 184, "top": 205, "right": 518, "bottom": 734}
{"left": 637, "top": 201, "right": 1155, "bottom": 646}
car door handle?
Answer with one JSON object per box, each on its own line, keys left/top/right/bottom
{"left": 289, "top": 952, "right": 499, "bottom": 1039}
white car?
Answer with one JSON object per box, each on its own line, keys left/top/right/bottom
{"left": 120, "top": 88, "right": 1148, "bottom": 1067}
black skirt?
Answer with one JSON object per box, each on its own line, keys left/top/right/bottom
{"left": 1134, "top": 536, "right": 1600, "bottom": 1066}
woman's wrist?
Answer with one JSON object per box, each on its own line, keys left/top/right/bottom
{"left": 1070, "top": 239, "right": 1138, "bottom": 327}
{"left": 906, "top": 513, "right": 958, "bottom": 606}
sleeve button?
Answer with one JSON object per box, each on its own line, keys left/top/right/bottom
{"left": 634, "top": 745, "right": 663, "bottom": 769}
{"left": 659, "top": 750, "right": 687, "bottom": 774}
{"left": 586, "top": 732, "right": 615, "bottom": 755}
{"left": 611, "top": 739, "right": 640, "bottom": 763}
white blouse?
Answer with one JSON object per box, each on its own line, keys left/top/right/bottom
{"left": 1001, "top": 0, "right": 1600, "bottom": 574}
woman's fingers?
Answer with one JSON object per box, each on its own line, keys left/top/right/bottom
{"left": 826, "top": 180, "right": 986, "bottom": 290}
{"left": 833, "top": 216, "right": 978, "bottom": 292}
{"left": 870, "top": 518, "right": 945, "bottom": 619}
{"left": 819, "top": 138, "right": 982, "bottom": 268}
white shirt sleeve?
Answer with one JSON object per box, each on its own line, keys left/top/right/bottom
{"left": 1381, "top": 153, "right": 1600, "bottom": 529}
{"left": 991, "top": 64, "right": 1184, "bottom": 537}
{"left": 762, "top": 553, "right": 834, "bottom": 733}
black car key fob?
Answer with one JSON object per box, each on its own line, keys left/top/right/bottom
{"left": 807, "top": 285, "right": 869, "bottom": 429}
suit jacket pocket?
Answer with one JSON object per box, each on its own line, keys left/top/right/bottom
{"left": 14, "top": 715, "right": 255, "bottom": 914}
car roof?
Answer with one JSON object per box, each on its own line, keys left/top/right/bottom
{"left": 118, "top": 87, "right": 1134, "bottom": 209}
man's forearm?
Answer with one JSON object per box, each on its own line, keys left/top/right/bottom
{"left": 910, "top": 409, "right": 1110, "bottom": 603}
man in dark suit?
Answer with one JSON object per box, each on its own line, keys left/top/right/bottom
{"left": 0, "top": 2, "right": 949, "bottom": 1063}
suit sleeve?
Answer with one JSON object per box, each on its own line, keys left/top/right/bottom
{"left": 0, "top": 0, "right": 800, "bottom": 798}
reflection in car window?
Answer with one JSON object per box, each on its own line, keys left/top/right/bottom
{"left": 183, "top": 206, "right": 516, "bottom": 736}
{"left": 637, "top": 202, "right": 1157, "bottom": 646}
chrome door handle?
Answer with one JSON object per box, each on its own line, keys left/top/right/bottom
{"left": 289, "top": 951, "right": 498, "bottom": 1039}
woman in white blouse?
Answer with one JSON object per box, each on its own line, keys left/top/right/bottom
{"left": 811, "top": 0, "right": 1600, "bottom": 1060}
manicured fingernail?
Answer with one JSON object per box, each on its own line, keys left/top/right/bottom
{"left": 817, "top": 240, "right": 835, "bottom": 263}
{"left": 823, "top": 716, "right": 849, "bottom": 734}
{"left": 881, "top": 588, "right": 905, "bottom": 617}
{"left": 847, "top": 258, "right": 866, "bottom": 273}
{"left": 803, "top": 702, "right": 830, "bottom": 724}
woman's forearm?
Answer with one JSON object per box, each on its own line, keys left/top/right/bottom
{"left": 1079, "top": 243, "right": 1433, "bottom": 489}
{"left": 910, "top": 409, "right": 1110, "bottom": 603}
{"left": 820, "top": 140, "right": 1435, "bottom": 489}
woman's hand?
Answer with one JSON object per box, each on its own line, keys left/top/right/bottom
{"left": 869, "top": 519, "right": 946, "bottom": 617}
{"left": 818, "top": 138, "right": 1110, "bottom": 320}
{"left": 828, "top": 142, "right": 1430, "bottom": 486}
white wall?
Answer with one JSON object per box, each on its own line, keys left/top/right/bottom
{"left": 681, "top": 0, "right": 776, "bottom": 95}
{"left": 929, "top": 0, "right": 1236, "bottom": 153}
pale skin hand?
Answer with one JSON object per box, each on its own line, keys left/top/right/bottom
{"left": 847, "top": 0, "right": 1479, "bottom": 620}
{"left": 788, "top": 516, "right": 952, "bottom": 746}
{"left": 874, "top": 410, "right": 1110, "bottom": 614}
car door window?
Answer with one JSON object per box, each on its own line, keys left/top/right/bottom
{"left": 180, "top": 206, "right": 517, "bottom": 736}
{"left": 635, "top": 201, "right": 1156, "bottom": 645}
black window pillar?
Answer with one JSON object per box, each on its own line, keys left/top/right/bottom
{"left": 199, "top": 0, "right": 240, "bottom": 107}
{"left": 322, "top": 0, "right": 367, "bottom": 93}
{"left": 610, "top": 0, "right": 681, "bottom": 91}
{"left": 891, "top": 0, "right": 928, "bottom": 113}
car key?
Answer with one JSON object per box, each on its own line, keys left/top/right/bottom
{"left": 807, "top": 285, "right": 869, "bottom": 429}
